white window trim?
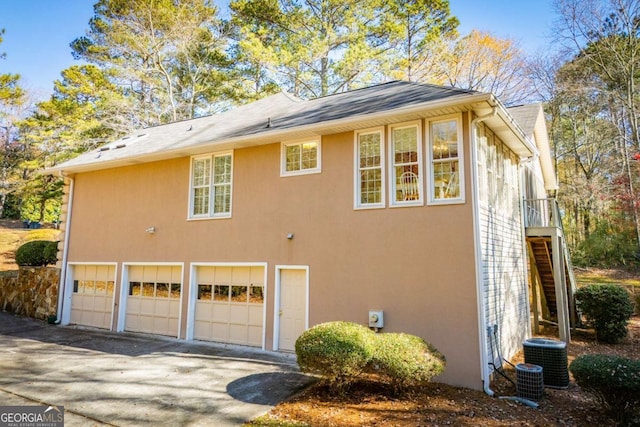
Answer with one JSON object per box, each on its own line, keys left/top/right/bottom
{"left": 427, "top": 115, "right": 465, "bottom": 206}
{"left": 354, "top": 127, "right": 386, "bottom": 210}
{"left": 280, "top": 138, "right": 322, "bottom": 177}
{"left": 188, "top": 151, "right": 233, "bottom": 220}
{"left": 388, "top": 120, "right": 424, "bottom": 207}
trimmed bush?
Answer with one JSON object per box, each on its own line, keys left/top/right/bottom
{"left": 15, "top": 240, "right": 58, "bottom": 267}
{"left": 295, "top": 321, "right": 446, "bottom": 394}
{"left": 575, "top": 284, "right": 635, "bottom": 343}
{"left": 369, "top": 332, "right": 446, "bottom": 394}
{"left": 570, "top": 354, "right": 640, "bottom": 426}
{"left": 295, "top": 321, "right": 376, "bottom": 391}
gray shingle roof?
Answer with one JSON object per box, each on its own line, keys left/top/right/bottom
{"left": 49, "top": 81, "right": 524, "bottom": 173}
{"left": 507, "top": 104, "right": 542, "bottom": 138}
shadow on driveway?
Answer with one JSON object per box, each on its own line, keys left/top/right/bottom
{"left": 0, "top": 311, "right": 315, "bottom": 426}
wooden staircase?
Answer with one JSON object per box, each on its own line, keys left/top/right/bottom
{"left": 524, "top": 198, "right": 580, "bottom": 342}
{"left": 528, "top": 237, "right": 557, "bottom": 316}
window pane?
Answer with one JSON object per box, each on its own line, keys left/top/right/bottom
{"left": 107, "top": 281, "right": 114, "bottom": 295}
{"left": 214, "top": 284, "right": 229, "bottom": 301}
{"left": 129, "top": 281, "right": 141, "bottom": 296}
{"left": 231, "top": 285, "right": 248, "bottom": 303}
{"left": 84, "top": 280, "right": 95, "bottom": 294}
{"left": 213, "top": 184, "right": 230, "bottom": 214}
{"left": 285, "top": 145, "right": 300, "bottom": 171}
{"left": 198, "top": 284, "right": 212, "bottom": 300}
{"left": 170, "top": 283, "right": 181, "bottom": 298}
{"left": 432, "top": 120, "right": 458, "bottom": 160}
{"left": 192, "top": 158, "right": 211, "bottom": 186}
{"left": 156, "top": 283, "right": 169, "bottom": 298}
{"left": 301, "top": 142, "right": 317, "bottom": 169}
{"left": 360, "top": 169, "right": 382, "bottom": 204}
{"left": 393, "top": 127, "right": 418, "bottom": 164}
{"left": 433, "top": 160, "right": 460, "bottom": 199}
{"left": 95, "top": 280, "right": 107, "bottom": 295}
{"left": 214, "top": 155, "right": 231, "bottom": 184}
{"left": 193, "top": 187, "right": 210, "bottom": 216}
{"left": 73, "top": 280, "right": 79, "bottom": 293}
{"left": 359, "top": 133, "right": 381, "bottom": 168}
{"left": 249, "top": 286, "right": 264, "bottom": 304}
{"left": 142, "top": 282, "right": 154, "bottom": 297}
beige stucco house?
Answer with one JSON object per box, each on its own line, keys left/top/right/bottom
{"left": 47, "top": 81, "right": 574, "bottom": 391}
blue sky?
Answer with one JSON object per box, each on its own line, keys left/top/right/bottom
{"left": 0, "top": 0, "right": 555, "bottom": 100}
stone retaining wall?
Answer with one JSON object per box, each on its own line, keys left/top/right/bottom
{"left": 0, "top": 267, "right": 60, "bottom": 321}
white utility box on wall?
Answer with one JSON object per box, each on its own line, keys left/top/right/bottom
{"left": 369, "top": 310, "right": 384, "bottom": 328}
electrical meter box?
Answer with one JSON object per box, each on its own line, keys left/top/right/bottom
{"left": 369, "top": 310, "right": 384, "bottom": 328}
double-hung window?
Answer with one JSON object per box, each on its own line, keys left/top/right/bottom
{"left": 429, "top": 117, "right": 464, "bottom": 204}
{"left": 281, "top": 139, "right": 321, "bottom": 176}
{"left": 389, "top": 121, "right": 423, "bottom": 206}
{"left": 355, "top": 128, "right": 385, "bottom": 209}
{"left": 189, "top": 152, "right": 233, "bottom": 219}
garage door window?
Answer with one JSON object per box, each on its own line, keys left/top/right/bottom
{"left": 130, "top": 281, "right": 181, "bottom": 298}
{"left": 74, "top": 279, "right": 114, "bottom": 296}
{"left": 200, "top": 284, "right": 263, "bottom": 304}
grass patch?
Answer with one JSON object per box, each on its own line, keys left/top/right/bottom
{"left": 575, "top": 268, "right": 640, "bottom": 288}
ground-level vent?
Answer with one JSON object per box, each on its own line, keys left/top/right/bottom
{"left": 523, "top": 338, "right": 569, "bottom": 388}
{"left": 515, "top": 363, "right": 544, "bottom": 401}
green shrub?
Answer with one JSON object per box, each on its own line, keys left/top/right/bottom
{"left": 369, "top": 332, "right": 446, "bottom": 394}
{"left": 295, "top": 321, "right": 376, "bottom": 392}
{"left": 295, "top": 321, "right": 446, "bottom": 394}
{"left": 575, "top": 284, "right": 635, "bottom": 343}
{"left": 570, "top": 354, "right": 640, "bottom": 426}
{"left": 15, "top": 240, "right": 58, "bottom": 267}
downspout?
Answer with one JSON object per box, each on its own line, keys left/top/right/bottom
{"left": 55, "top": 172, "right": 74, "bottom": 325}
{"left": 470, "top": 107, "right": 497, "bottom": 396}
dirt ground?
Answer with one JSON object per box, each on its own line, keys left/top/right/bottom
{"left": 250, "top": 317, "right": 640, "bottom": 426}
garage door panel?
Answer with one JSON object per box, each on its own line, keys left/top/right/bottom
{"left": 195, "top": 303, "right": 212, "bottom": 320}
{"left": 229, "top": 306, "right": 248, "bottom": 323}
{"left": 248, "top": 306, "right": 262, "bottom": 324}
{"left": 193, "top": 266, "right": 264, "bottom": 347}
{"left": 70, "top": 265, "right": 115, "bottom": 330}
{"left": 212, "top": 303, "right": 229, "bottom": 321}
{"left": 229, "top": 324, "right": 248, "bottom": 343}
{"left": 248, "top": 327, "right": 262, "bottom": 346}
{"left": 211, "top": 323, "right": 228, "bottom": 341}
{"left": 125, "top": 265, "right": 181, "bottom": 337}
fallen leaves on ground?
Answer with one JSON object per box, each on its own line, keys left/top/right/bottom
{"left": 249, "top": 317, "right": 639, "bottom": 427}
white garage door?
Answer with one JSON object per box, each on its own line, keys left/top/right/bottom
{"left": 125, "top": 265, "right": 182, "bottom": 337}
{"left": 194, "top": 266, "right": 264, "bottom": 347}
{"left": 70, "top": 264, "right": 115, "bottom": 329}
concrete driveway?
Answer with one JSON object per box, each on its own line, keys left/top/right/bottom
{"left": 0, "top": 311, "right": 315, "bottom": 426}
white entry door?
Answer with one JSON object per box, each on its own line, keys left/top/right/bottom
{"left": 277, "top": 267, "right": 308, "bottom": 352}
{"left": 125, "top": 265, "right": 182, "bottom": 337}
{"left": 70, "top": 264, "right": 115, "bottom": 329}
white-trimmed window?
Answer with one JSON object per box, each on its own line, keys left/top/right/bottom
{"left": 281, "top": 139, "right": 321, "bottom": 176}
{"left": 428, "top": 117, "right": 464, "bottom": 204}
{"left": 354, "top": 128, "right": 385, "bottom": 209}
{"left": 189, "top": 152, "right": 233, "bottom": 219}
{"left": 389, "top": 121, "right": 423, "bottom": 206}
